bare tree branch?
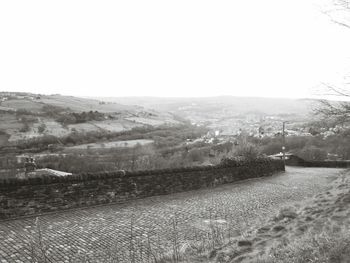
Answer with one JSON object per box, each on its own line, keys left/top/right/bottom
{"left": 314, "top": 98, "right": 350, "bottom": 124}
{"left": 321, "top": 82, "right": 350, "bottom": 97}
{"left": 330, "top": 17, "right": 350, "bottom": 28}
{"left": 314, "top": 84, "right": 350, "bottom": 124}
{"left": 323, "top": 0, "right": 350, "bottom": 28}
{"left": 314, "top": 1, "right": 350, "bottom": 124}
{"left": 333, "top": 0, "right": 350, "bottom": 9}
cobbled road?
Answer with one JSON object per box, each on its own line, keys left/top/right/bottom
{"left": 0, "top": 167, "right": 344, "bottom": 262}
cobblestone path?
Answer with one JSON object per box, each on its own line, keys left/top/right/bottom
{"left": 0, "top": 167, "right": 344, "bottom": 262}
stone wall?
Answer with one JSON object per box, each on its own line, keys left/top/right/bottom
{"left": 286, "top": 156, "right": 350, "bottom": 168}
{"left": 0, "top": 159, "right": 284, "bottom": 220}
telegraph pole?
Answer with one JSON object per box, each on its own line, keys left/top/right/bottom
{"left": 282, "top": 121, "right": 286, "bottom": 167}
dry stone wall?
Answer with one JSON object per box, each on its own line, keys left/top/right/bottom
{"left": 286, "top": 156, "right": 350, "bottom": 168}
{"left": 0, "top": 159, "right": 284, "bottom": 220}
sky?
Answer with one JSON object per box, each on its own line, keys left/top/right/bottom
{"left": 1, "top": 0, "right": 350, "bottom": 99}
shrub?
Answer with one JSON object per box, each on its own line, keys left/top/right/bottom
{"left": 233, "top": 142, "right": 260, "bottom": 160}
{"left": 219, "top": 156, "right": 273, "bottom": 168}
{"left": 187, "top": 148, "right": 204, "bottom": 162}
{"left": 297, "top": 146, "right": 327, "bottom": 161}
{"left": 254, "top": 226, "right": 350, "bottom": 263}
{"left": 38, "top": 123, "right": 46, "bottom": 133}
{"left": 19, "top": 122, "right": 30, "bottom": 132}
{"left": 16, "top": 108, "right": 33, "bottom": 116}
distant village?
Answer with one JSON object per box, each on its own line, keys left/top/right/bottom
{"left": 0, "top": 92, "right": 41, "bottom": 101}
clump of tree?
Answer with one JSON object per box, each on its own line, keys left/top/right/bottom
{"left": 41, "top": 104, "right": 66, "bottom": 118}
{"left": 231, "top": 127, "right": 350, "bottom": 162}
{"left": 56, "top": 111, "right": 105, "bottom": 125}
{"left": 232, "top": 142, "right": 261, "bottom": 160}
{"left": 311, "top": 84, "right": 350, "bottom": 161}
{"left": 16, "top": 108, "right": 34, "bottom": 116}
{"left": 19, "top": 121, "right": 30, "bottom": 132}
{"left": 297, "top": 146, "right": 328, "bottom": 161}
{"left": 37, "top": 123, "right": 46, "bottom": 133}
{"left": 41, "top": 105, "right": 106, "bottom": 125}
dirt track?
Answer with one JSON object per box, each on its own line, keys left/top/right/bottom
{"left": 0, "top": 167, "right": 344, "bottom": 262}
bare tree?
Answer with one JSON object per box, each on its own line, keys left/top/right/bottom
{"left": 315, "top": 1, "right": 350, "bottom": 123}
{"left": 314, "top": 84, "right": 350, "bottom": 124}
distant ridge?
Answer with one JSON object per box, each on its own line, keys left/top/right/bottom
{"left": 90, "top": 95, "right": 319, "bottom": 116}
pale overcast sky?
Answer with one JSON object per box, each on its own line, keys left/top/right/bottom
{"left": 1, "top": 0, "right": 350, "bottom": 98}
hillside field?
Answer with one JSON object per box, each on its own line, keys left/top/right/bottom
{"left": 0, "top": 92, "right": 181, "bottom": 146}
{"left": 64, "top": 139, "right": 154, "bottom": 151}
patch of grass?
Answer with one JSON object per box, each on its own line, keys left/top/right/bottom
{"left": 255, "top": 225, "right": 350, "bottom": 263}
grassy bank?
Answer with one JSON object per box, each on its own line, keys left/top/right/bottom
{"left": 202, "top": 169, "right": 350, "bottom": 263}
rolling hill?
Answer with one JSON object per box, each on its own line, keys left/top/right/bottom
{"left": 93, "top": 96, "right": 317, "bottom": 119}
{"left": 0, "top": 92, "right": 180, "bottom": 145}
{"left": 92, "top": 96, "right": 319, "bottom": 136}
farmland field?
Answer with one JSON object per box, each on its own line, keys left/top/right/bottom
{"left": 0, "top": 99, "right": 43, "bottom": 112}
{"left": 40, "top": 95, "right": 132, "bottom": 113}
{"left": 0, "top": 113, "right": 23, "bottom": 144}
{"left": 126, "top": 116, "right": 179, "bottom": 126}
{"left": 64, "top": 139, "right": 154, "bottom": 150}
{"left": 7, "top": 118, "right": 68, "bottom": 142}
{"left": 0, "top": 106, "right": 15, "bottom": 111}
{"left": 67, "top": 119, "right": 142, "bottom": 133}
{"left": 0, "top": 113, "right": 22, "bottom": 131}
